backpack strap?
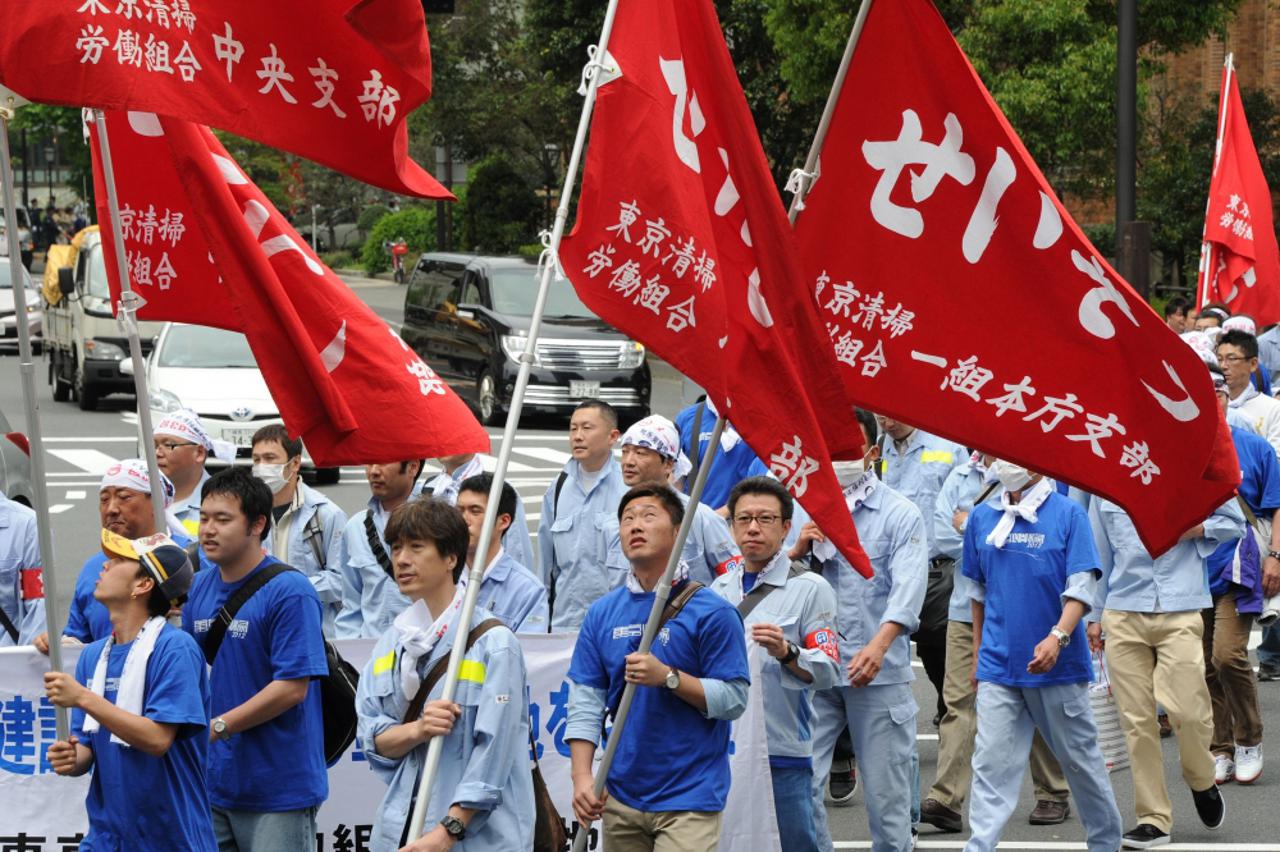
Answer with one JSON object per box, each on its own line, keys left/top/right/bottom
{"left": 736, "top": 561, "right": 807, "bottom": 621}
{"left": 202, "top": 563, "right": 295, "bottom": 666}
{"left": 686, "top": 398, "right": 707, "bottom": 487}
{"left": 552, "top": 470, "right": 569, "bottom": 519}
{"left": 973, "top": 481, "right": 1000, "bottom": 508}
{"left": 0, "top": 604, "right": 18, "bottom": 644}
{"left": 303, "top": 510, "right": 327, "bottom": 570}
{"left": 363, "top": 511, "right": 395, "bottom": 581}
{"left": 658, "top": 580, "right": 704, "bottom": 632}
{"left": 403, "top": 618, "right": 505, "bottom": 724}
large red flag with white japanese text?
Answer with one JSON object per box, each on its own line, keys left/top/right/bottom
{"left": 88, "top": 110, "right": 488, "bottom": 465}
{"left": 1196, "top": 59, "right": 1280, "bottom": 324}
{"left": 793, "top": 0, "right": 1238, "bottom": 555}
{"left": 0, "top": 0, "right": 449, "bottom": 198}
{"left": 559, "top": 0, "right": 871, "bottom": 575}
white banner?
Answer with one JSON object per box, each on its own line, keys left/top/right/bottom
{"left": 0, "top": 636, "right": 780, "bottom": 852}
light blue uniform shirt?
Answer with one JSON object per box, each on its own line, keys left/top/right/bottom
{"left": 537, "top": 457, "right": 627, "bottom": 631}
{"left": 356, "top": 608, "right": 535, "bottom": 852}
{"left": 336, "top": 498, "right": 411, "bottom": 639}
{"left": 933, "top": 461, "right": 1002, "bottom": 623}
{"left": 168, "top": 470, "right": 210, "bottom": 540}
{"left": 0, "top": 492, "right": 43, "bottom": 645}
{"left": 607, "top": 491, "right": 739, "bottom": 589}
{"left": 710, "top": 549, "right": 840, "bottom": 761}
{"left": 1088, "top": 496, "right": 1244, "bottom": 617}
{"left": 812, "top": 479, "right": 928, "bottom": 685}
{"left": 879, "top": 429, "right": 965, "bottom": 558}
{"left": 1259, "top": 326, "right": 1280, "bottom": 385}
{"left": 471, "top": 549, "right": 549, "bottom": 634}
{"left": 424, "top": 461, "right": 537, "bottom": 575}
{"left": 265, "top": 483, "right": 347, "bottom": 637}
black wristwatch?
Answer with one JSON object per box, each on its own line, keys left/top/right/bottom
{"left": 781, "top": 642, "right": 801, "bottom": 665}
{"left": 440, "top": 815, "right": 466, "bottom": 841}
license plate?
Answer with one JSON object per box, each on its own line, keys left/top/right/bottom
{"left": 569, "top": 380, "right": 601, "bottom": 399}
{"left": 223, "top": 427, "right": 258, "bottom": 447}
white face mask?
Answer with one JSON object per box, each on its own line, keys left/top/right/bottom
{"left": 253, "top": 462, "right": 292, "bottom": 495}
{"left": 991, "top": 459, "right": 1033, "bottom": 492}
{"left": 832, "top": 460, "right": 866, "bottom": 488}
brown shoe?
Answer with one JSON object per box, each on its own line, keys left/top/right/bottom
{"left": 1158, "top": 713, "right": 1173, "bottom": 738}
{"left": 1029, "top": 799, "right": 1070, "bottom": 825}
{"left": 920, "top": 797, "right": 963, "bottom": 833}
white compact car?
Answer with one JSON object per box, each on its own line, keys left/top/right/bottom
{"left": 135, "top": 322, "right": 338, "bottom": 483}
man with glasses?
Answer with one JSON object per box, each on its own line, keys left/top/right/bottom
{"left": 1218, "top": 330, "right": 1280, "bottom": 459}
{"left": 153, "top": 410, "right": 236, "bottom": 539}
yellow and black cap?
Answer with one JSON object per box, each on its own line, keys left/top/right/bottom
{"left": 101, "top": 529, "right": 194, "bottom": 606}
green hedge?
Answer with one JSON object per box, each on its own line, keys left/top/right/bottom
{"left": 361, "top": 207, "right": 435, "bottom": 274}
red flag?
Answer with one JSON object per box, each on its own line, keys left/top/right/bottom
{"left": 792, "top": 0, "right": 1239, "bottom": 556}
{"left": 89, "top": 110, "right": 489, "bottom": 466}
{"left": 0, "top": 0, "right": 449, "bottom": 199}
{"left": 1196, "top": 59, "right": 1280, "bottom": 325}
{"left": 559, "top": 0, "right": 872, "bottom": 575}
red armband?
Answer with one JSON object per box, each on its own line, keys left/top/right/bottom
{"left": 21, "top": 567, "right": 44, "bottom": 600}
{"left": 804, "top": 628, "right": 840, "bottom": 663}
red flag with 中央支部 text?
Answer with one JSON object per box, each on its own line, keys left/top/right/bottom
{"left": 792, "top": 0, "right": 1238, "bottom": 556}
{"left": 89, "top": 109, "right": 489, "bottom": 466}
{"left": 559, "top": 0, "right": 872, "bottom": 576}
{"left": 0, "top": 0, "right": 450, "bottom": 199}
{"left": 1196, "top": 58, "right": 1280, "bottom": 326}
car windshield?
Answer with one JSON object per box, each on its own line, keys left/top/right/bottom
{"left": 85, "top": 248, "right": 111, "bottom": 299}
{"left": 156, "top": 324, "right": 258, "bottom": 368}
{"left": 0, "top": 258, "right": 31, "bottom": 289}
{"left": 489, "top": 267, "right": 595, "bottom": 318}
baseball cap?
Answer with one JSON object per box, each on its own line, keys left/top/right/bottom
{"left": 101, "top": 529, "right": 195, "bottom": 606}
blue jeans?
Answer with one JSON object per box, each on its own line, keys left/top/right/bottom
{"left": 772, "top": 763, "right": 819, "bottom": 852}
{"left": 212, "top": 806, "right": 318, "bottom": 852}
{"left": 1259, "top": 623, "right": 1280, "bottom": 667}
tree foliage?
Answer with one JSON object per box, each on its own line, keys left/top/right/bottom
{"left": 460, "top": 156, "right": 541, "bottom": 253}
{"left": 361, "top": 207, "right": 435, "bottom": 273}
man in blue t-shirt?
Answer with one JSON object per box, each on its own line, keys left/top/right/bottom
{"left": 182, "top": 466, "right": 329, "bottom": 851}
{"left": 566, "top": 483, "right": 750, "bottom": 848}
{"left": 45, "top": 529, "right": 214, "bottom": 851}
{"left": 675, "top": 398, "right": 769, "bottom": 513}
{"left": 962, "top": 460, "right": 1122, "bottom": 852}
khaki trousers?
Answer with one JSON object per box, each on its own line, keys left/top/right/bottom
{"left": 1102, "top": 609, "right": 1216, "bottom": 834}
{"left": 1202, "top": 590, "right": 1264, "bottom": 754}
{"left": 602, "top": 796, "right": 722, "bottom": 852}
{"left": 928, "top": 620, "right": 1068, "bottom": 811}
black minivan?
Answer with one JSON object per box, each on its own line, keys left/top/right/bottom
{"left": 401, "top": 253, "right": 651, "bottom": 424}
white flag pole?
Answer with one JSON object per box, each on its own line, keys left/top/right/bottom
{"left": 404, "top": 0, "right": 625, "bottom": 839}
{"left": 0, "top": 95, "right": 71, "bottom": 738}
{"left": 1196, "top": 53, "right": 1234, "bottom": 308}
{"left": 91, "top": 110, "right": 167, "bottom": 534}
{"left": 785, "top": 0, "right": 874, "bottom": 225}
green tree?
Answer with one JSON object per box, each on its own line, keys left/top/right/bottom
{"left": 361, "top": 207, "right": 435, "bottom": 274}
{"left": 460, "top": 156, "right": 541, "bottom": 252}
{"left": 8, "top": 104, "right": 92, "bottom": 208}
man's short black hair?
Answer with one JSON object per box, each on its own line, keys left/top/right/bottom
{"left": 458, "top": 473, "right": 518, "bottom": 523}
{"left": 135, "top": 565, "right": 172, "bottom": 619}
{"left": 1218, "top": 329, "right": 1259, "bottom": 360}
{"left": 1200, "top": 302, "right": 1231, "bottom": 326}
{"left": 397, "top": 459, "right": 426, "bottom": 484}
{"left": 855, "top": 408, "right": 879, "bottom": 447}
{"left": 618, "top": 481, "right": 685, "bottom": 527}
{"left": 251, "top": 424, "right": 303, "bottom": 461}
{"left": 727, "top": 476, "right": 794, "bottom": 522}
{"left": 1163, "top": 296, "right": 1190, "bottom": 319}
{"left": 573, "top": 399, "right": 619, "bottom": 430}
{"left": 384, "top": 497, "right": 471, "bottom": 584}
{"left": 202, "top": 466, "right": 273, "bottom": 541}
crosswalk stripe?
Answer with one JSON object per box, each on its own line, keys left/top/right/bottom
{"left": 514, "top": 446, "right": 573, "bottom": 466}
{"left": 48, "top": 449, "right": 120, "bottom": 476}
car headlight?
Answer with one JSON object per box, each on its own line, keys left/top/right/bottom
{"left": 619, "top": 341, "right": 645, "bottom": 369}
{"left": 83, "top": 338, "right": 126, "bottom": 360}
{"left": 501, "top": 334, "right": 540, "bottom": 366}
{"left": 149, "top": 388, "right": 184, "bottom": 413}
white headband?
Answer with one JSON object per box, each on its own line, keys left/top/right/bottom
{"left": 622, "top": 415, "right": 693, "bottom": 481}
{"left": 155, "top": 408, "right": 237, "bottom": 463}
{"left": 99, "top": 459, "right": 175, "bottom": 507}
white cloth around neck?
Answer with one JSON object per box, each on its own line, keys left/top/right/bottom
{"left": 985, "top": 476, "right": 1054, "bottom": 549}
{"left": 83, "top": 616, "right": 167, "bottom": 747}
{"left": 393, "top": 588, "right": 465, "bottom": 704}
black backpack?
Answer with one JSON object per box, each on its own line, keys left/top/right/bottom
{"left": 201, "top": 562, "right": 359, "bottom": 767}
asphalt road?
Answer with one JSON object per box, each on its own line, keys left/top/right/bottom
{"left": 2, "top": 274, "right": 1279, "bottom": 849}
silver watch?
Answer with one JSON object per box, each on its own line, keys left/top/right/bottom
{"left": 1050, "top": 627, "right": 1070, "bottom": 647}
{"left": 664, "top": 669, "right": 680, "bottom": 690}
{"left": 212, "top": 717, "right": 231, "bottom": 741}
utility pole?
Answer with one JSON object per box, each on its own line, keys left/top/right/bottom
{"left": 1115, "top": 0, "right": 1150, "bottom": 297}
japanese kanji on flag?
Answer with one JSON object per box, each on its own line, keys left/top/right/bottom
{"left": 0, "top": 0, "right": 450, "bottom": 198}
{"left": 792, "top": 0, "right": 1239, "bottom": 555}
{"left": 1196, "top": 57, "right": 1280, "bottom": 325}
{"left": 559, "top": 0, "right": 871, "bottom": 575}
{"left": 88, "top": 110, "right": 489, "bottom": 466}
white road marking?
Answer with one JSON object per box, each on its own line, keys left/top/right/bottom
{"left": 42, "top": 436, "right": 137, "bottom": 443}
{"left": 48, "top": 504, "right": 74, "bottom": 514}
{"left": 64, "top": 490, "right": 86, "bottom": 500}
{"left": 477, "top": 455, "right": 540, "bottom": 474}
{"left": 48, "top": 449, "right": 120, "bottom": 476}
{"left": 514, "top": 447, "right": 573, "bottom": 466}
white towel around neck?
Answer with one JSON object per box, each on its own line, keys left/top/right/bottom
{"left": 83, "top": 616, "right": 167, "bottom": 747}
{"left": 393, "top": 588, "right": 465, "bottom": 703}
{"left": 985, "top": 477, "right": 1054, "bottom": 549}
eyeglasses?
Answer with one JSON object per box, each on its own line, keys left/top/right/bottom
{"left": 155, "top": 440, "right": 199, "bottom": 452}
{"left": 733, "top": 513, "right": 781, "bottom": 528}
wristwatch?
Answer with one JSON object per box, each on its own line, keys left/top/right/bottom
{"left": 439, "top": 815, "right": 466, "bottom": 841}
{"left": 1050, "top": 627, "right": 1071, "bottom": 648}
{"left": 781, "top": 642, "right": 801, "bottom": 665}
{"left": 664, "top": 668, "right": 681, "bottom": 690}
{"left": 211, "top": 717, "right": 231, "bottom": 741}
{"left": 1268, "top": 549, "right": 1280, "bottom": 561}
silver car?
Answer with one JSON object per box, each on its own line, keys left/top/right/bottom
{"left": 0, "top": 256, "right": 41, "bottom": 350}
{"left": 0, "top": 409, "right": 34, "bottom": 506}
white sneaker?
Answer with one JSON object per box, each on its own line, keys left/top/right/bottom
{"left": 1214, "top": 753, "right": 1236, "bottom": 784}
{"left": 1235, "top": 745, "right": 1263, "bottom": 785}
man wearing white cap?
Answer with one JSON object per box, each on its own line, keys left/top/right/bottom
{"left": 35, "top": 460, "right": 189, "bottom": 651}
{"left": 44, "top": 529, "right": 214, "bottom": 851}
{"left": 607, "top": 414, "right": 740, "bottom": 586}
{"left": 154, "top": 408, "right": 237, "bottom": 539}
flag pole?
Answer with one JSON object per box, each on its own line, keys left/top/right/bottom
{"left": 785, "top": 0, "right": 874, "bottom": 224}
{"left": 91, "top": 110, "right": 167, "bottom": 534}
{"left": 0, "top": 100, "right": 70, "bottom": 738}
{"left": 404, "top": 0, "right": 625, "bottom": 838}
{"left": 570, "top": 414, "right": 726, "bottom": 852}
{"left": 1196, "top": 53, "right": 1234, "bottom": 308}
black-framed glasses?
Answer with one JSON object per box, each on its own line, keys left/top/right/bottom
{"left": 155, "top": 440, "right": 199, "bottom": 452}
{"left": 733, "top": 513, "right": 781, "bottom": 528}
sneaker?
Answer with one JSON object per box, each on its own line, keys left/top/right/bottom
{"left": 1259, "top": 663, "right": 1280, "bottom": 682}
{"left": 1214, "top": 753, "right": 1236, "bottom": 784}
{"left": 1192, "top": 784, "right": 1226, "bottom": 830}
{"left": 920, "top": 797, "right": 963, "bottom": 833}
{"left": 1235, "top": 745, "right": 1263, "bottom": 785}
{"left": 910, "top": 826, "right": 918, "bottom": 850}
{"left": 1157, "top": 713, "right": 1173, "bottom": 738}
{"left": 1028, "top": 799, "right": 1070, "bottom": 825}
{"left": 828, "top": 759, "right": 857, "bottom": 805}
{"left": 1122, "top": 824, "right": 1171, "bottom": 848}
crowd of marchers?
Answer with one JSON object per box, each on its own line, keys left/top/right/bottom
{"left": 2, "top": 321, "right": 1278, "bottom": 851}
